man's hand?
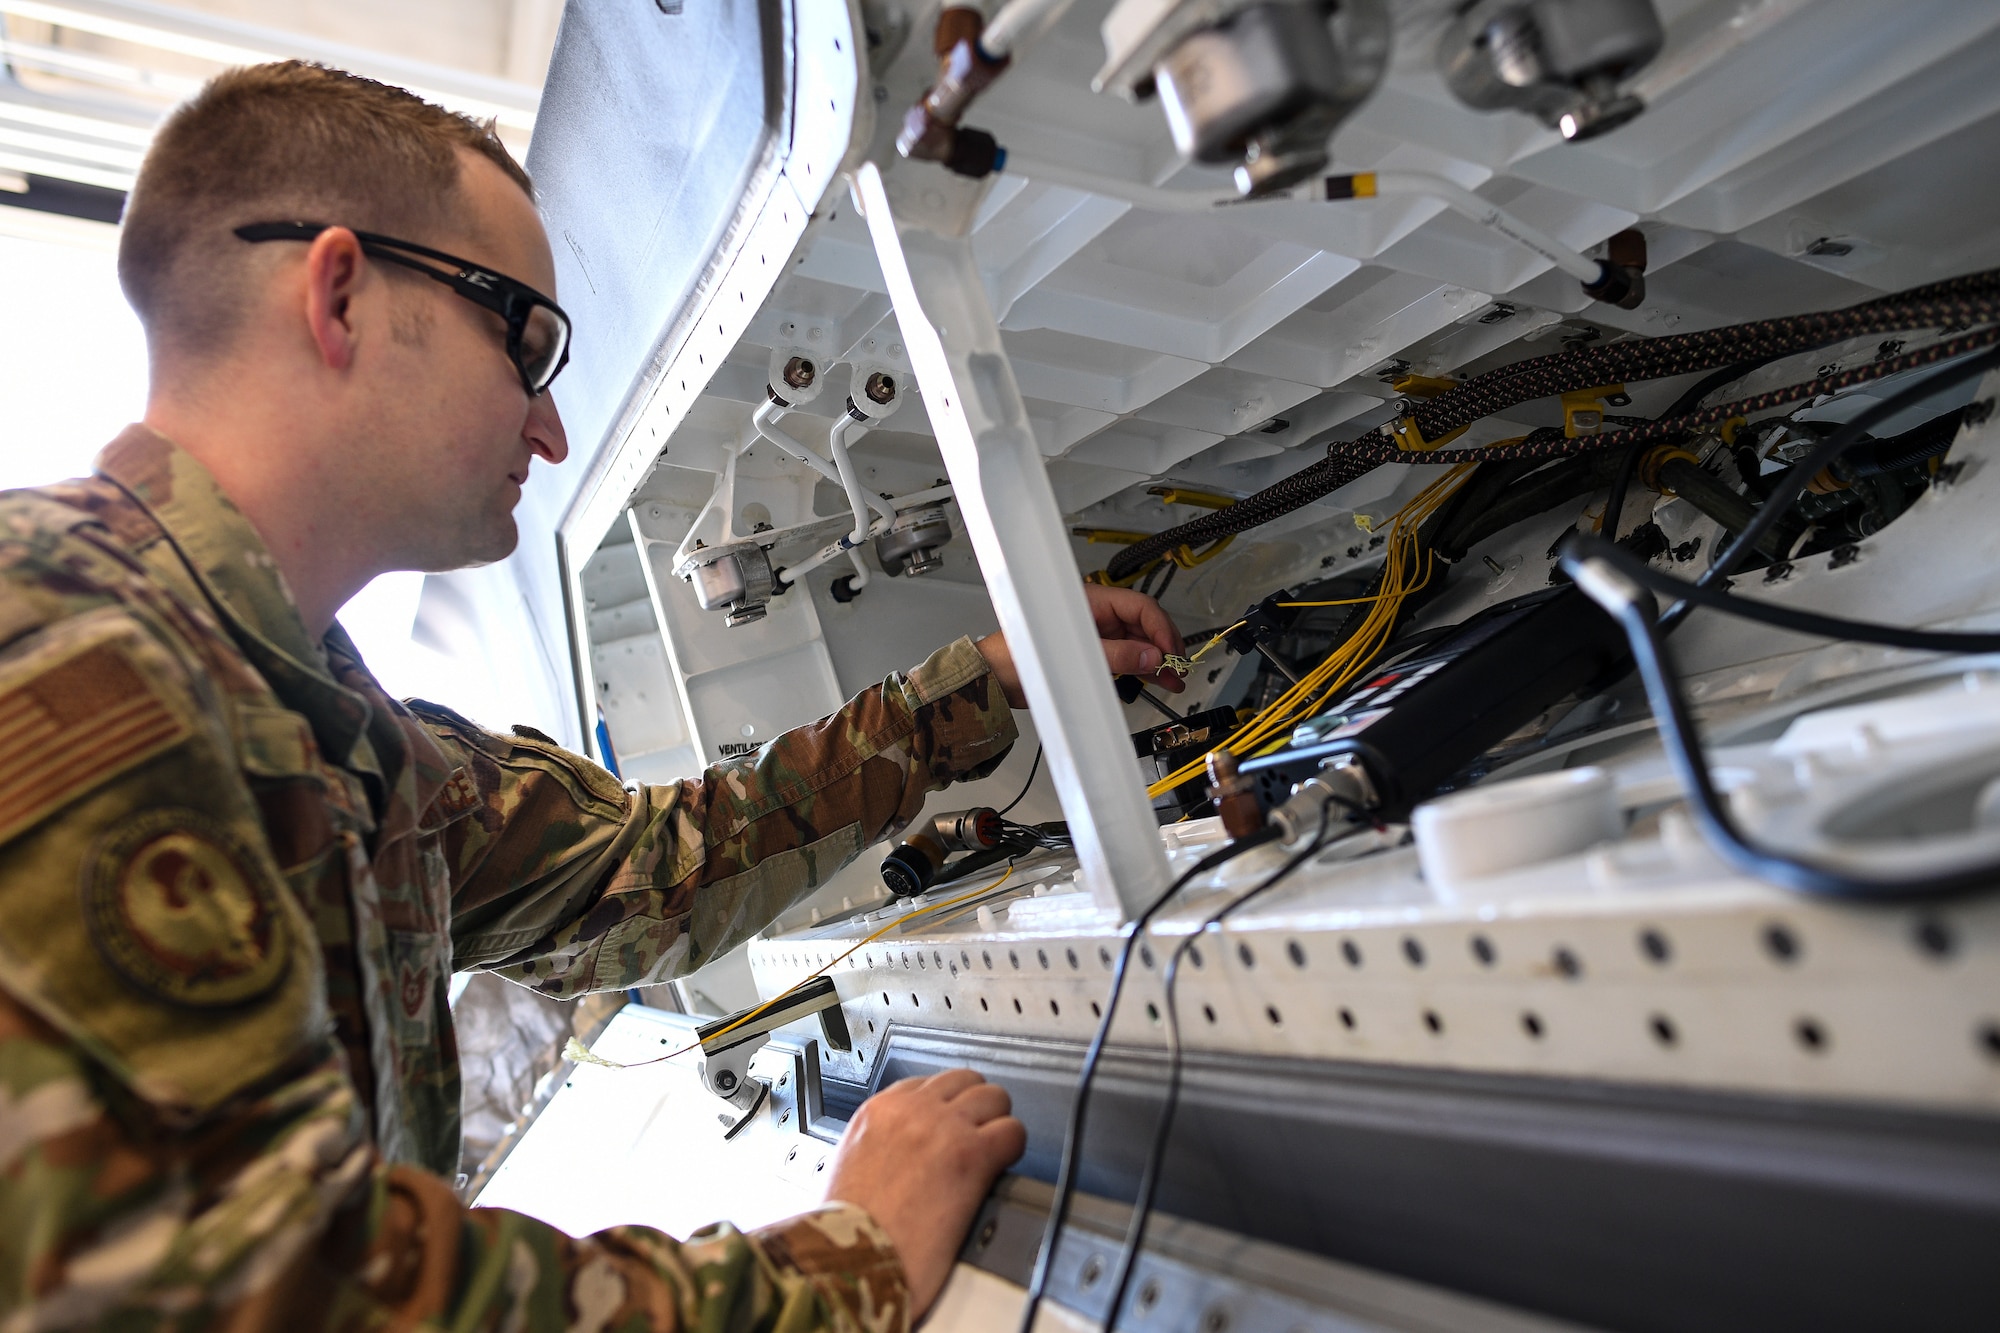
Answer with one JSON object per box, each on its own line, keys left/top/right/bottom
{"left": 825, "top": 1069, "right": 1026, "bottom": 1319}
{"left": 976, "top": 583, "right": 1186, "bottom": 708}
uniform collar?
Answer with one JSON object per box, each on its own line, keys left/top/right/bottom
{"left": 94, "top": 425, "right": 377, "bottom": 773}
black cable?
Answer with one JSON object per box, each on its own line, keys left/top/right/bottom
{"left": 1573, "top": 537, "right": 2000, "bottom": 654}
{"left": 1565, "top": 549, "right": 2000, "bottom": 901}
{"left": 1602, "top": 438, "right": 1643, "bottom": 541}
{"left": 999, "top": 819, "right": 1073, "bottom": 851}
{"left": 996, "top": 745, "right": 1042, "bottom": 818}
{"left": 1098, "top": 806, "right": 1349, "bottom": 1328}
{"left": 1131, "top": 685, "right": 1182, "bottom": 724}
{"left": 1013, "top": 824, "right": 1284, "bottom": 1333}
{"left": 1605, "top": 358, "right": 1768, "bottom": 541}
{"left": 1675, "top": 342, "right": 2000, "bottom": 626}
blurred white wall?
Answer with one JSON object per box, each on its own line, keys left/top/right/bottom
{"left": 0, "top": 210, "right": 145, "bottom": 489}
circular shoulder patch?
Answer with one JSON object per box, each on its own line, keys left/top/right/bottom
{"left": 83, "top": 808, "right": 290, "bottom": 1008}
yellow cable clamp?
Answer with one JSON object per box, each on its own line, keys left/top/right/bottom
{"left": 1392, "top": 415, "right": 1469, "bottom": 452}
{"left": 1390, "top": 374, "right": 1458, "bottom": 400}
{"left": 1561, "top": 384, "right": 1627, "bottom": 438}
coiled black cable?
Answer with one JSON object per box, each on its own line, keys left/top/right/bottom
{"left": 1566, "top": 540, "right": 2000, "bottom": 902}
{"left": 1555, "top": 340, "right": 2000, "bottom": 899}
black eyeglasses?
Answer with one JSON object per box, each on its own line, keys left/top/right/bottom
{"left": 235, "top": 221, "right": 572, "bottom": 397}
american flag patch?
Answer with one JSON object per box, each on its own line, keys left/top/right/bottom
{"left": 0, "top": 637, "right": 191, "bottom": 847}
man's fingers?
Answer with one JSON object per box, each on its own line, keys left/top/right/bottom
{"left": 921, "top": 1068, "right": 987, "bottom": 1101}
{"left": 1103, "top": 638, "right": 1165, "bottom": 677}
{"left": 1085, "top": 586, "right": 1185, "bottom": 656}
{"left": 1103, "top": 645, "right": 1187, "bottom": 694}
{"left": 947, "top": 1082, "right": 1013, "bottom": 1125}
{"left": 1127, "top": 591, "right": 1185, "bottom": 656}
{"left": 977, "top": 1114, "right": 1029, "bottom": 1166}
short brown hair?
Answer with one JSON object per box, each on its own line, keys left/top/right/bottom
{"left": 118, "top": 61, "right": 533, "bottom": 351}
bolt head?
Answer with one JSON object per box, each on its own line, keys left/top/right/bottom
{"left": 715, "top": 1070, "right": 737, "bottom": 1091}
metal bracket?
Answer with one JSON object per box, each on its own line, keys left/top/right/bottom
{"left": 853, "top": 160, "right": 1172, "bottom": 920}
{"left": 696, "top": 975, "right": 852, "bottom": 1139}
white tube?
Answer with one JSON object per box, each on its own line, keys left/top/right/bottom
{"left": 1368, "top": 171, "right": 1603, "bottom": 283}
{"left": 1004, "top": 152, "right": 1237, "bottom": 213}
{"left": 844, "top": 549, "right": 871, "bottom": 592}
{"left": 754, "top": 399, "right": 896, "bottom": 524}
{"left": 828, "top": 413, "right": 877, "bottom": 544}
{"left": 750, "top": 399, "right": 839, "bottom": 488}
{"left": 776, "top": 526, "right": 880, "bottom": 586}
{"left": 979, "top": 0, "right": 1077, "bottom": 58}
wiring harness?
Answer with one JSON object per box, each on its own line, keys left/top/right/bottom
{"left": 1105, "top": 266, "right": 2000, "bottom": 583}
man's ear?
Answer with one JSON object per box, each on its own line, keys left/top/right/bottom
{"left": 302, "top": 227, "right": 367, "bottom": 373}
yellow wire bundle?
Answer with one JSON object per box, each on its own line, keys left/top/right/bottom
{"left": 1145, "top": 464, "right": 1476, "bottom": 800}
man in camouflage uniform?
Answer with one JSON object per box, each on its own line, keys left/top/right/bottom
{"left": 0, "top": 62, "right": 1184, "bottom": 1332}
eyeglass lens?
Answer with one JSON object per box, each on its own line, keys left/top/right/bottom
{"left": 520, "top": 302, "right": 569, "bottom": 392}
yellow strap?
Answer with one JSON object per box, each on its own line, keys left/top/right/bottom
{"left": 1148, "top": 487, "right": 1239, "bottom": 511}
{"left": 1073, "top": 527, "right": 1159, "bottom": 546}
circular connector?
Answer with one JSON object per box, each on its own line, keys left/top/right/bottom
{"left": 864, "top": 371, "right": 897, "bottom": 405}
{"left": 881, "top": 844, "right": 933, "bottom": 898}
{"left": 782, "top": 356, "right": 817, "bottom": 390}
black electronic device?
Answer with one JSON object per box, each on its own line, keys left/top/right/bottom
{"left": 1240, "top": 587, "right": 1628, "bottom": 820}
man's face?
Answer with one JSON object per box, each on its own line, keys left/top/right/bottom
{"left": 362, "top": 148, "right": 568, "bottom": 571}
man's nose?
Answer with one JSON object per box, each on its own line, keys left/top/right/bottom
{"left": 528, "top": 391, "right": 569, "bottom": 465}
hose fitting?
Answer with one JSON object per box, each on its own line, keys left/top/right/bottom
{"left": 1206, "top": 750, "right": 1263, "bottom": 841}
{"left": 1269, "top": 755, "right": 1374, "bottom": 846}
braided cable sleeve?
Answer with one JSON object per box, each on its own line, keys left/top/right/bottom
{"left": 1099, "top": 268, "right": 1999, "bottom": 583}
{"left": 1104, "top": 450, "right": 1378, "bottom": 582}
{"left": 1342, "top": 322, "right": 2000, "bottom": 467}
{"left": 1426, "top": 272, "right": 2000, "bottom": 416}
{"left": 1419, "top": 288, "right": 2000, "bottom": 439}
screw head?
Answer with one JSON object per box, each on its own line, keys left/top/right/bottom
{"left": 714, "top": 1069, "right": 737, "bottom": 1091}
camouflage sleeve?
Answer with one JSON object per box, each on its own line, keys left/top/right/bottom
{"left": 0, "top": 983, "right": 912, "bottom": 1333}
{"left": 427, "top": 636, "right": 1017, "bottom": 993}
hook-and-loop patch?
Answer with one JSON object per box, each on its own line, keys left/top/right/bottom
{"left": 82, "top": 808, "right": 290, "bottom": 1008}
